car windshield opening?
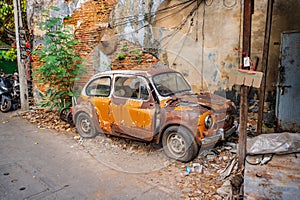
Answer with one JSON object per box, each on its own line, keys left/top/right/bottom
{"left": 152, "top": 72, "right": 191, "bottom": 96}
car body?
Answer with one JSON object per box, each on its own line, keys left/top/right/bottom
{"left": 73, "top": 66, "right": 237, "bottom": 162}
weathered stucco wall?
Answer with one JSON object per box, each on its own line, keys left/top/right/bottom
{"left": 27, "top": 0, "right": 300, "bottom": 96}
{"left": 109, "top": 0, "right": 243, "bottom": 93}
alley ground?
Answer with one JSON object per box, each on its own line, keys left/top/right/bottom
{"left": 0, "top": 111, "right": 181, "bottom": 199}
{"left": 3, "top": 108, "right": 299, "bottom": 200}
{"left": 0, "top": 110, "right": 242, "bottom": 200}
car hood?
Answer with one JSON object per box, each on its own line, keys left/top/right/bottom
{"left": 164, "top": 92, "right": 234, "bottom": 112}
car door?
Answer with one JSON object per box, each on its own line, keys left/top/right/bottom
{"left": 85, "top": 76, "right": 113, "bottom": 133}
{"left": 110, "top": 75, "right": 157, "bottom": 141}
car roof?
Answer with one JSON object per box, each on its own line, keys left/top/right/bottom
{"left": 91, "top": 65, "right": 177, "bottom": 79}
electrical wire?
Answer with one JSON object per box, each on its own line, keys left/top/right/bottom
{"left": 112, "top": 0, "right": 199, "bottom": 52}
{"left": 169, "top": 4, "right": 198, "bottom": 67}
{"left": 204, "top": 0, "right": 213, "bottom": 6}
{"left": 108, "top": 0, "right": 206, "bottom": 68}
{"left": 201, "top": 2, "right": 206, "bottom": 89}
{"left": 245, "top": 154, "right": 274, "bottom": 165}
{"left": 149, "top": 0, "right": 197, "bottom": 29}
{"left": 195, "top": 3, "right": 199, "bottom": 42}
{"left": 111, "top": 0, "right": 191, "bottom": 25}
{"left": 245, "top": 155, "right": 263, "bottom": 165}
{"left": 118, "top": 1, "right": 196, "bottom": 31}
{"left": 223, "top": 0, "right": 237, "bottom": 8}
{"left": 158, "top": 0, "right": 202, "bottom": 50}
{"left": 110, "top": 0, "right": 197, "bottom": 29}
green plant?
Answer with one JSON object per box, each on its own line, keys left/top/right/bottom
{"left": 121, "top": 43, "right": 128, "bottom": 51}
{"left": 117, "top": 53, "right": 126, "bottom": 60}
{"left": 130, "top": 49, "right": 142, "bottom": 64}
{"left": 33, "top": 6, "right": 85, "bottom": 111}
{"left": 37, "top": 89, "right": 68, "bottom": 111}
{"left": 0, "top": 0, "right": 27, "bottom": 44}
{"left": 0, "top": 48, "right": 17, "bottom": 61}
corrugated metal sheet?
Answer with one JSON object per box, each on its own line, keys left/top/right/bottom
{"left": 244, "top": 153, "right": 300, "bottom": 200}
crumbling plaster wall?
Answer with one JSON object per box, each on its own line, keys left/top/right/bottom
{"left": 150, "top": 0, "right": 243, "bottom": 92}
{"left": 27, "top": 0, "right": 118, "bottom": 93}
{"left": 27, "top": 0, "right": 300, "bottom": 95}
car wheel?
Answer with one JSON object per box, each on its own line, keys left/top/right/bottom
{"left": 151, "top": 141, "right": 162, "bottom": 149}
{"left": 162, "top": 126, "right": 199, "bottom": 162}
{"left": 0, "top": 99, "right": 12, "bottom": 113}
{"left": 75, "top": 112, "right": 97, "bottom": 138}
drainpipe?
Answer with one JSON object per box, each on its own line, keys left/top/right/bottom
{"left": 257, "top": 0, "right": 274, "bottom": 135}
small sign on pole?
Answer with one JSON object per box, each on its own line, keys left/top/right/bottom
{"left": 243, "top": 57, "right": 251, "bottom": 67}
{"left": 228, "top": 69, "right": 263, "bottom": 88}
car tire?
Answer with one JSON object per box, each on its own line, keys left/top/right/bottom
{"left": 162, "top": 126, "right": 199, "bottom": 162}
{"left": 151, "top": 141, "right": 163, "bottom": 149}
{"left": 75, "top": 112, "right": 98, "bottom": 138}
{"left": 0, "top": 98, "right": 12, "bottom": 113}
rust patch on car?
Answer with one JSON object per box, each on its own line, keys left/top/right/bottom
{"left": 111, "top": 99, "right": 153, "bottom": 129}
{"left": 198, "top": 110, "right": 212, "bottom": 139}
{"left": 74, "top": 67, "right": 237, "bottom": 162}
{"left": 93, "top": 97, "right": 113, "bottom": 133}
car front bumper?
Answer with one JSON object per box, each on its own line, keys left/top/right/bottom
{"left": 201, "top": 121, "right": 238, "bottom": 145}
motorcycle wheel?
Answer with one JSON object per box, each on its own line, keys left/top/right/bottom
{"left": 59, "top": 108, "right": 69, "bottom": 122}
{"left": 0, "top": 98, "right": 12, "bottom": 112}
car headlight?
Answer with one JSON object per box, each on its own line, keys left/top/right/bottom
{"left": 225, "top": 115, "right": 230, "bottom": 121}
{"left": 204, "top": 114, "right": 213, "bottom": 129}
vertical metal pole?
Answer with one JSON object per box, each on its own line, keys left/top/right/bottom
{"left": 238, "top": 0, "right": 253, "bottom": 168}
{"left": 257, "top": 0, "right": 274, "bottom": 135}
{"left": 13, "top": 0, "right": 29, "bottom": 111}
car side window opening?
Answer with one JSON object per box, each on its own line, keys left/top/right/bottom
{"left": 86, "top": 76, "right": 111, "bottom": 97}
{"left": 114, "top": 76, "right": 149, "bottom": 100}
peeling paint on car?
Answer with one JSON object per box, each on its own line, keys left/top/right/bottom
{"left": 73, "top": 67, "right": 237, "bottom": 162}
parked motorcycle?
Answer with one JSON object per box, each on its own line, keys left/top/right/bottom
{"left": 0, "top": 72, "right": 20, "bottom": 112}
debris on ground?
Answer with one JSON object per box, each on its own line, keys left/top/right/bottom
{"left": 15, "top": 108, "right": 242, "bottom": 199}
{"left": 16, "top": 108, "right": 76, "bottom": 134}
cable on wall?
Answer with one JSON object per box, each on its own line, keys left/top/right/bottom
{"left": 201, "top": 2, "right": 206, "bottom": 89}
{"left": 159, "top": 0, "right": 202, "bottom": 49}
{"left": 204, "top": 0, "right": 213, "bottom": 6}
{"left": 169, "top": 3, "right": 199, "bottom": 67}
{"left": 223, "top": 0, "right": 237, "bottom": 9}
{"left": 110, "top": 0, "right": 197, "bottom": 29}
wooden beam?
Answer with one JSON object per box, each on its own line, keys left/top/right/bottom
{"left": 238, "top": 0, "right": 253, "bottom": 168}
{"left": 257, "top": 0, "right": 274, "bottom": 135}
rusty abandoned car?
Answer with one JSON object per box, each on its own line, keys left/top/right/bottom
{"left": 73, "top": 66, "right": 237, "bottom": 162}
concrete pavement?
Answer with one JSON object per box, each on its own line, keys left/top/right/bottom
{"left": 0, "top": 111, "right": 180, "bottom": 200}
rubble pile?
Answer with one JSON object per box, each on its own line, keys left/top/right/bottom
{"left": 173, "top": 146, "right": 241, "bottom": 199}
{"left": 16, "top": 108, "right": 76, "bottom": 134}
{"left": 110, "top": 41, "right": 159, "bottom": 70}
